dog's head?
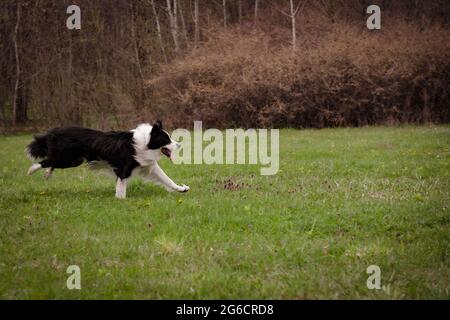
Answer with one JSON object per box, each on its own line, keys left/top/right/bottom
{"left": 132, "top": 121, "right": 180, "bottom": 165}
{"left": 147, "top": 121, "right": 180, "bottom": 161}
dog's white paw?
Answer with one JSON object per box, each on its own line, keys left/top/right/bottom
{"left": 44, "top": 168, "right": 53, "bottom": 180}
{"left": 27, "top": 163, "right": 42, "bottom": 176}
{"left": 115, "top": 193, "right": 126, "bottom": 200}
{"left": 115, "top": 189, "right": 127, "bottom": 199}
{"left": 177, "top": 184, "right": 190, "bottom": 193}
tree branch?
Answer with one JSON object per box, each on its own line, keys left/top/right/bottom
{"left": 12, "top": 2, "right": 21, "bottom": 127}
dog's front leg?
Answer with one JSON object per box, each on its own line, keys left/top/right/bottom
{"left": 115, "top": 178, "right": 128, "bottom": 199}
{"left": 148, "top": 163, "right": 189, "bottom": 192}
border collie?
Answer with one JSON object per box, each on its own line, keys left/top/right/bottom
{"left": 26, "top": 121, "right": 189, "bottom": 199}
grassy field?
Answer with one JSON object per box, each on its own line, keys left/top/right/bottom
{"left": 0, "top": 126, "right": 449, "bottom": 299}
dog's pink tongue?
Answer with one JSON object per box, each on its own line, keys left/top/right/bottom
{"left": 161, "top": 147, "right": 172, "bottom": 161}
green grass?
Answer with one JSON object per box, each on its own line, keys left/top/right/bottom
{"left": 0, "top": 126, "right": 449, "bottom": 299}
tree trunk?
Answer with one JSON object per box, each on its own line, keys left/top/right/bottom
{"left": 130, "top": 2, "right": 144, "bottom": 87}
{"left": 173, "top": 0, "right": 179, "bottom": 49}
{"left": 130, "top": 1, "right": 145, "bottom": 100}
{"left": 67, "top": 24, "right": 80, "bottom": 124}
{"left": 254, "top": 0, "right": 259, "bottom": 23}
{"left": 12, "top": 2, "right": 21, "bottom": 127}
{"left": 178, "top": 1, "right": 188, "bottom": 44}
{"left": 238, "top": 0, "right": 242, "bottom": 22}
{"left": 290, "top": 0, "right": 296, "bottom": 51}
{"left": 16, "top": 77, "right": 29, "bottom": 123}
{"left": 0, "top": 89, "right": 5, "bottom": 130}
{"left": 0, "top": 99, "right": 5, "bottom": 131}
{"left": 167, "top": 0, "right": 179, "bottom": 53}
{"left": 151, "top": 0, "right": 167, "bottom": 63}
{"left": 194, "top": 0, "right": 200, "bottom": 47}
{"left": 223, "top": 0, "right": 227, "bottom": 28}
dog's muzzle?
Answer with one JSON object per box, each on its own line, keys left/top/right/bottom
{"left": 161, "top": 147, "right": 172, "bottom": 159}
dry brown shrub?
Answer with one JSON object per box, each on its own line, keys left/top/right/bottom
{"left": 147, "top": 15, "right": 450, "bottom": 129}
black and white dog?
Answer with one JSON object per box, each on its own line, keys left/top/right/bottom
{"left": 26, "top": 121, "right": 189, "bottom": 199}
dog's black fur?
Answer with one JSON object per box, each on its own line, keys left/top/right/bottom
{"left": 27, "top": 121, "right": 171, "bottom": 180}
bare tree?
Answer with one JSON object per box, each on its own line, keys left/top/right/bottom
{"left": 238, "top": 0, "right": 243, "bottom": 22}
{"left": 278, "top": 0, "right": 307, "bottom": 51}
{"left": 130, "top": 2, "right": 145, "bottom": 91}
{"left": 178, "top": 1, "right": 189, "bottom": 44}
{"left": 166, "top": 0, "right": 179, "bottom": 53}
{"left": 12, "top": 2, "right": 21, "bottom": 127}
{"left": 223, "top": 0, "right": 227, "bottom": 28}
{"left": 151, "top": 0, "right": 167, "bottom": 63}
{"left": 67, "top": 25, "right": 77, "bottom": 123}
{"left": 0, "top": 85, "right": 5, "bottom": 130}
{"left": 289, "top": 0, "right": 297, "bottom": 50}
{"left": 194, "top": 0, "right": 200, "bottom": 47}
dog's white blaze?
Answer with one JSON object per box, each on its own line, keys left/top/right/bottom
{"left": 132, "top": 123, "right": 152, "bottom": 146}
{"left": 131, "top": 123, "right": 162, "bottom": 166}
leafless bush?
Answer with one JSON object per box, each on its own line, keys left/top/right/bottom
{"left": 148, "top": 16, "right": 450, "bottom": 128}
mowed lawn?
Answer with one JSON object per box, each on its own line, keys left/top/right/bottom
{"left": 0, "top": 126, "right": 449, "bottom": 299}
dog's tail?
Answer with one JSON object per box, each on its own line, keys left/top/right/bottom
{"left": 26, "top": 134, "right": 48, "bottom": 160}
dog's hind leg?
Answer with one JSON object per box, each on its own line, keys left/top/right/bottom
{"left": 44, "top": 167, "right": 53, "bottom": 180}
{"left": 27, "top": 163, "right": 42, "bottom": 175}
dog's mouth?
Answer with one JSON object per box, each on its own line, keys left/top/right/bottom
{"left": 161, "top": 147, "right": 172, "bottom": 160}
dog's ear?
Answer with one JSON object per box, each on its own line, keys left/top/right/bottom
{"left": 153, "top": 120, "right": 163, "bottom": 131}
